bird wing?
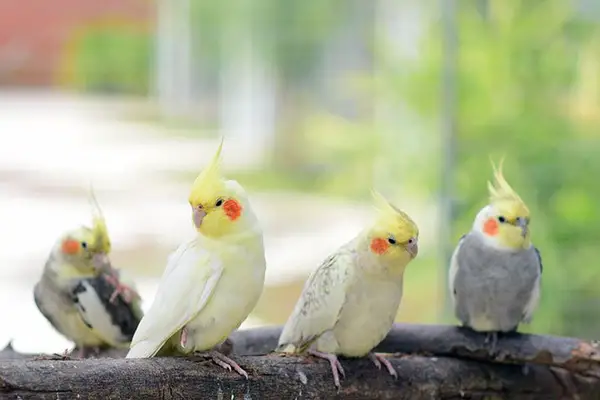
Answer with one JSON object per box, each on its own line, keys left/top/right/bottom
{"left": 126, "top": 240, "right": 223, "bottom": 358}
{"left": 448, "top": 234, "right": 467, "bottom": 308}
{"left": 70, "top": 276, "right": 143, "bottom": 347}
{"left": 33, "top": 280, "right": 70, "bottom": 338}
{"left": 522, "top": 246, "right": 543, "bottom": 323}
{"left": 277, "top": 249, "right": 354, "bottom": 353}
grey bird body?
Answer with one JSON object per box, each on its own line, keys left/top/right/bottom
{"left": 450, "top": 233, "right": 542, "bottom": 332}
{"left": 34, "top": 251, "right": 143, "bottom": 350}
{"left": 278, "top": 238, "right": 404, "bottom": 358}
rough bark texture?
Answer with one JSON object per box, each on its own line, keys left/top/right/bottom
{"left": 1, "top": 324, "right": 599, "bottom": 399}
{"left": 227, "top": 324, "right": 600, "bottom": 378}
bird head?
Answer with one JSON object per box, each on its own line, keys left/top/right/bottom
{"left": 55, "top": 226, "right": 105, "bottom": 277}
{"left": 53, "top": 190, "right": 113, "bottom": 277}
{"left": 366, "top": 190, "right": 419, "bottom": 266}
{"left": 474, "top": 159, "right": 531, "bottom": 250}
{"left": 188, "top": 140, "right": 253, "bottom": 239}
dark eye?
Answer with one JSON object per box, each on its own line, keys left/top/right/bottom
{"left": 215, "top": 198, "right": 224, "bottom": 207}
{"left": 81, "top": 241, "right": 88, "bottom": 249}
{"left": 498, "top": 216, "right": 506, "bottom": 223}
{"left": 388, "top": 237, "right": 397, "bottom": 245}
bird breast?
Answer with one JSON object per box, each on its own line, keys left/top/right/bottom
{"left": 330, "top": 277, "right": 403, "bottom": 357}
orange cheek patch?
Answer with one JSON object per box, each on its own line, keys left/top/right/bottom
{"left": 370, "top": 238, "right": 389, "bottom": 255}
{"left": 483, "top": 218, "right": 499, "bottom": 236}
{"left": 223, "top": 199, "right": 242, "bottom": 221}
{"left": 61, "top": 239, "right": 80, "bottom": 255}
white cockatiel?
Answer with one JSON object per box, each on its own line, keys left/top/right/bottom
{"left": 449, "top": 160, "right": 543, "bottom": 351}
{"left": 126, "top": 140, "right": 267, "bottom": 378}
{"left": 277, "top": 191, "right": 419, "bottom": 388}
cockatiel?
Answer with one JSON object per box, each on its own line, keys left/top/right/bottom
{"left": 276, "top": 191, "right": 419, "bottom": 388}
{"left": 34, "top": 195, "right": 144, "bottom": 357}
{"left": 126, "top": 140, "right": 267, "bottom": 379}
{"left": 449, "top": 159, "right": 542, "bottom": 351}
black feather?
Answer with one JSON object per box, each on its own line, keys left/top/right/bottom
{"left": 71, "top": 276, "right": 141, "bottom": 341}
{"left": 533, "top": 246, "right": 543, "bottom": 274}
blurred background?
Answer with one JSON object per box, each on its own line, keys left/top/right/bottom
{"left": 1, "top": 0, "right": 599, "bottom": 354}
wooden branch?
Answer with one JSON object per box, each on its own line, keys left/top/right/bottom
{"left": 2, "top": 324, "right": 600, "bottom": 399}
{"left": 1, "top": 353, "right": 597, "bottom": 399}
{"left": 228, "top": 324, "right": 600, "bottom": 377}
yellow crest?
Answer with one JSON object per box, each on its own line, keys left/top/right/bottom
{"left": 487, "top": 158, "right": 529, "bottom": 214}
{"left": 88, "top": 185, "right": 111, "bottom": 254}
{"left": 189, "top": 138, "right": 226, "bottom": 204}
{"left": 371, "top": 190, "right": 418, "bottom": 242}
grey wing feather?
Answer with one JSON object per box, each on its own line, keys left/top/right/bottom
{"left": 71, "top": 276, "right": 142, "bottom": 344}
{"left": 277, "top": 249, "right": 354, "bottom": 352}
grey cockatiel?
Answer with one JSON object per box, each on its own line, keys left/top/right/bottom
{"left": 277, "top": 191, "right": 419, "bottom": 388}
{"left": 34, "top": 197, "right": 143, "bottom": 358}
{"left": 449, "top": 160, "right": 542, "bottom": 350}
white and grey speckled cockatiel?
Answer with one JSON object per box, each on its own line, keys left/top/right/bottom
{"left": 34, "top": 194, "right": 144, "bottom": 358}
{"left": 126, "top": 140, "right": 266, "bottom": 379}
{"left": 276, "top": 191, "right": 419, "bottom": 388}
{"left": 449, "top": 160, "right": 543, "bottom": 351}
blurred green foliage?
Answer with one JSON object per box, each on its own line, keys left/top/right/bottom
{"left": 192, "top": 0, "right": 358, "bottom": 169}
{"left": 66, "top": 23, "right": 152, "bottom": 94}
{"left": 388, "top": 0, "right": 600, "bottom": 338}
{"left": 192, "top": 0, "right": 351, "bottom": 82}
{"left": 225, "top": 112, "right": 379, "bottom": 200}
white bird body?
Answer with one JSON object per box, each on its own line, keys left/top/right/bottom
{"left": 279, "top": 239, "right": 404, "bottom": 358}
{"left": 277, "top": 192, "right": 419, "bottom": 388}
{"left": 127, "top": 180, "right": 266, "bottom": 359}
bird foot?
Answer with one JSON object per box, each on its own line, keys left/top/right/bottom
{"left": 180, "top": 327, "right": 189, "bottom": 348}
{"left": 368, "top": 352, "right": 398, "bottom": 379}
{"left": 104, "top": 274, "right": 138, "bottom": 304}
{"left": 34, "top": 348, "right": 72, "bottom": 361}
{"left": 308, "top": 349, "right": 345, "bottom": 389}
{"left": 198, "top": 350, "right": 249, "bottom": 379}
{"left": 75, "top": 346, "right": 101, "bottom": 359}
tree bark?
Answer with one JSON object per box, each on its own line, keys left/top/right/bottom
{"left": 1, "top": 324, "right": 599, "bottom": 399}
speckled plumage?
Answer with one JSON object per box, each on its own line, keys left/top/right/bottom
{"left": 450, "top": 232, "right": 542, "bottom": 332}
{"left": 34, "top": 250, "right": 143, "bottom": 351}
{"left": 277, "top": 237, "right": 405, "bottom": 358}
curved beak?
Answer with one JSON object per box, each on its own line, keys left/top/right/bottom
{"left": 406, "top": 240, "right": 419, "bottom": 258}
{"left": 193, "top": 207, "right": 207, "bottom": 229}
{"left": 517, "top": 218, "right": 529, "bottom": 238}
{"left": 92, "top": 253, "right": 111, "bottom": 272}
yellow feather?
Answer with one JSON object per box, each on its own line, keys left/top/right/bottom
{"left": 371, "top": 190, "right": 418, "bottom": 242}
{"left": 189, "top": 138, "right": 226, "bottom": 205}
{"left": 487, "top": 158, "right": 529, "bottom": 216}
{"left": 88, "top": 186, "right": 111, "bottom": 254}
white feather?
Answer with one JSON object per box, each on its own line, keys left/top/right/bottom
{"left": 74, "top": 281, "right": 128, "bottom": 343}
{"left": 126, "top": 239, "right": 223, "bottom": 358}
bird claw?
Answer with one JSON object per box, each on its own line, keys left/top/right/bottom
{"left": 308, "top": 349, "right": 344, "bottom": 388}
{"left": 180, "top": 327, "right": 188, "bottom": 348}
{"left": 205, "top": 350, "right": 249, "bottom": 379}
{"left": 34, "top": 350, "right": 72, "bottom": 361}
{"left": 104, "top": 274, "right": 137, "bottom": 304}
{"left": 369, "top": 353, "right": 398, "bottom": 379}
